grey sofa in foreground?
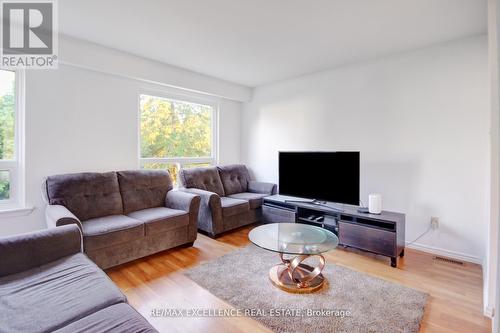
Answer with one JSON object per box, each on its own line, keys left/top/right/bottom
{"left": 179, "top": 164, "right": 276, "bottom": 237}
{"left": 44, "top": 170, "right": 200, "bottom": 269}
{"left": 0, "top": 225, "right": 157, "bottom": 333}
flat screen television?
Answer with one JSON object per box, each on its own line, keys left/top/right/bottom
{"left": 279, "top": 151, "right": 360, "bottom": 205}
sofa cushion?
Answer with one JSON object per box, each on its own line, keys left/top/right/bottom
{"left": 82, "top": 215, "right": 144, "bottom": 251}
{"left": 54, "top": 303, "right": 158, "bottom": 333}
{"left": 220, "top": 197, "right": 249, "bottom": 217}
{"left": 46, "top": 172, "right": 123, "bottom": 221}
{"left": 218, "top": 164, "right": 251, "bottom": 195}
{"left": 179, "top": 166, "right": 225, "bottom": 197}
{"left": 227, "top": 192, "right": 269, "bottom": 209}
{"left": 0, "top": 253, "right": 126, "bottom": 333}
{"left": 127, "top": 207, "right": 189, "bottom": 235}
{"left": 117, "top": 170, "right": 173, "bottom": 214}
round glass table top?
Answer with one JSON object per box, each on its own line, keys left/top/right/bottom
{"left": 249, "top": 223, "right": 339, "bottom": 255}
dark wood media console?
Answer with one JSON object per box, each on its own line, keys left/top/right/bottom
{"left": 262, "top": 194, "right": 405, "bottom": 267}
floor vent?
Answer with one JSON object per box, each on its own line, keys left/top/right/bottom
{"left": 433, "top": 256, "right": 464, "bottom": 266}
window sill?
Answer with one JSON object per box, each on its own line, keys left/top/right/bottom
{"left": 0, "top": 206, "right": 35, "bottom": 218}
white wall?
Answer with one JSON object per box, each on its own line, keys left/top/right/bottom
{"left": 0, "top": 38, "right": 243, "bottom": 236}
{"left": 487, "top": 0, "right": 500, "bottom": 322}
{"left": 59, "top": 36, "right": 252, "bottom": 102}
{"left": 241, "top": 35, "right": 490, "bottom": 262}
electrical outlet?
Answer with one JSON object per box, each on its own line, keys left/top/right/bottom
{"left": 431, "top": 217, "right": 439, "bottom": 230}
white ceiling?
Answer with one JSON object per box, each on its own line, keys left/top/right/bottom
{"left": 59, "top": 0, "right": 487, "bottom": 87}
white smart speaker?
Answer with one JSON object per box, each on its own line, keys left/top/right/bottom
{"left": 368, "top": 193, "right": 382, "bottom": 214}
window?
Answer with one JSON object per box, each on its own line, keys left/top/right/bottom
{"left": 0, "top": 69, "right": 24, "bottom": 208}
{"left": 139, "top": 93, "right": 217, "bottom": 186}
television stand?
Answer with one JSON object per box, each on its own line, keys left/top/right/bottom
{"left": 310, "top": 200, "right": 344, "bottom": 212}
{"left": 262, "top": 194, "right": 405, "bottom": 268}
{"left": 285, "top": 199, "right": 343, "bottom": 212}
{"left": 284, "top": 199, "right": 315, "bottom": 204}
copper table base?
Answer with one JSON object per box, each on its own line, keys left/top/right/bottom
{"left": 268, "top": 253, "right": 326, "bottom": 293}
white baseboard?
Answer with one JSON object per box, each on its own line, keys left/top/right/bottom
{"left": 405, "top": 242, "right": 482, "bottom": 265}
{"left": 484, "top": 305, "right": 494, "bottom": 318}
{"left": 483, "top": 257, "right": 491, "bottom": 318}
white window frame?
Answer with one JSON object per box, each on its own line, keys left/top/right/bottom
{"left": 137, "top": 90, "right": 219, "bottom": 176}
{"left": 0, "top": 69, "right": 25, "bottom": 210}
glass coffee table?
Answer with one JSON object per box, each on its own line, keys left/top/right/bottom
{"left": 249, "top": 223, "right": 339, "bottom": 293}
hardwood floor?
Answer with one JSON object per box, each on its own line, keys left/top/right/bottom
{"left": 106, "top": 225, "right": 491, "bottom": 333}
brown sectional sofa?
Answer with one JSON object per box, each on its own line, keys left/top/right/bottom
{"left": 0, "top": 225, "right": 157, "bottom": 333}
{"left": 44, "top": 170, "right": 200, "bottom": 269}
{"left": 179, "top": 164, "right": 276, "bottom": 237}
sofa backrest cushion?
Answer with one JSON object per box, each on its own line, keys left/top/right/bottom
{"left": 46, "top": 172, "right": 123, "bottom": 221}
{"left": 117, "top": 170, "right": 173, "bottom": 214}
{"left": 179, "top": 166, "right": 225, "bottom": 197}
{"left": 217, "top": 164, "right": 250, "bottom": 195}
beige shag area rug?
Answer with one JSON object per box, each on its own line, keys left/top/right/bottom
{"left": 184, "top": 245, "right": 427, "bottom": 333}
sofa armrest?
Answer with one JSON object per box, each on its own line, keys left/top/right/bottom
{"left": 166, "top": 190, "right": 200, "bottom": 212}
{"left": 180, "top": 188, "right": 223, "bottom": 236}
{"left": 0, "top": 224, "right": 82, "bottom": 277}
{"left": 45, "top": 204, "right": 82, "bottom": 231}
{"left": 166, "top": 190, "right": 201, "bottom": 241}
{"left": 248, "top": 181, "right": 277, "bottom": 195}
